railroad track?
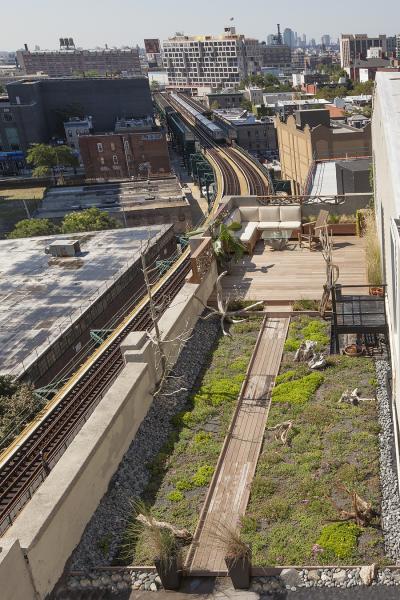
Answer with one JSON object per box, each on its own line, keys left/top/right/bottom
{"left": 0, "top": 256, "right": 190, "bottom": 534}
{"left": 166, "top": 93, "right": 270, "bottom": 197}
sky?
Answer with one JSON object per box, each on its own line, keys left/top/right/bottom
{"left": 2, "top": 0, "right": 400, "bottom": 50}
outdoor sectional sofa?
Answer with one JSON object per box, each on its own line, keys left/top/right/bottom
{"left": 225, "top": 204, "right": 302, "bottom": 252}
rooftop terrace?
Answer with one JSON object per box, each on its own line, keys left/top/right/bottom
{"left": 220, "top": 236, "right": 367, "bottom": 303}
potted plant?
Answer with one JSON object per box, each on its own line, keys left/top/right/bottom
{"left": 153, "top": 529, "right": 182, "bottom": 590}
{"left": 211, "top": 222, "right": 246, "bottom": 271}
{"left": 211, "top": 521, "right": 252, "bottom": 589}
{"left": 363, "top": 210, "right": 384, "bottom": 297}
{"left": 123, "top": 501, "right": 182, "bottom": 591}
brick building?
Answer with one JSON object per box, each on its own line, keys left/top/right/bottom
{"left": 17, "top": 40, "right": 141, "bottom": 77}
{"left": 79, "top": 130, "right": 171, "bottom": 180}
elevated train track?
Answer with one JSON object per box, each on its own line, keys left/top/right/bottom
{"left": 0, "top": 91, "right": 273, "bottom": 536}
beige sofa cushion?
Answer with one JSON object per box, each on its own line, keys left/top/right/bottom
{"left": 258, "top": 221, "right": 281, "bottom": 230}
{"left": 279, "top": 221, "right": 302, "bottom": 230}
{"left": 239, "top": 222, "right": 258, "bottom": 243}
{"left": 279, "top": 205, "right": 301, "bottom": 222}
{"left": 259, "top": 206, "right": 280, "bottom": 222}
{"left": 239, "top": 206, "right": 259, "bottom": 222}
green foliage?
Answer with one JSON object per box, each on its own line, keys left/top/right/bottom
{"left": 272, "top": 373, "right": 324, "bottom": 405}
{"left": 194, "top": 377, "right": 243, "bottom": 407}
{"left": 284, "top": 337, "right": 301, "bottom": 352}
{"left": 167, "top": 490, "right": 184, "bottom": 502}
{"left": 292, "top": 299, "right": 320, "bottom": 311}
{"left": 212, "top": 222, "right": 245, "bottom": 263}
{"left": 229, "top": 221, "right": 242, "bottom": 231}
{"left": 317, "top": 523, "right": 362, "bottom": 560}
{"left": 0, "top": 378, "right": 41, "bottom": 444}
{"left": 61, "top": 207, "right": 120, "bottom": 233}
{"left": 350, "top": 80, "right": 374, "bottom": 96}
{"left": 275, "top": 370, "right": 297, "bottom": 385}
{"left": 7, "top": 218, "right": 59, "bottom": 239}
{"left": 26, "top": 144, "right": 79, "bottom": 179}
{"left": 191, "top": 465, "right": 214, "bottom": 487}
{"left": 301, "top": 321, "right": 330, "bottom": 347}
{"left": 315, "top": 86, "right": 348, "bottom": 101}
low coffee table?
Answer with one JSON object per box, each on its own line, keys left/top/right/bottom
{"left": 261, "top": 230, "right": 292, "bottom": 251}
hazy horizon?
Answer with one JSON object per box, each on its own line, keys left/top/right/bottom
{"left": 2, "top": 0, "right": 400, "bottom": 51}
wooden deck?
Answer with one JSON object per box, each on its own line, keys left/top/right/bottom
{"left": 188, "top": 317, "right": 289, "bottom": 574}
{"left": 220, "top": 236, "right": 367, "bottom": 302}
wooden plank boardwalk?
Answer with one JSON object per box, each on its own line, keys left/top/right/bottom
{"left": 219, "top": 236, "right": 366, "bottom": 302}
{"left": 188, "top": 316, "right": 289, "bottom": 574}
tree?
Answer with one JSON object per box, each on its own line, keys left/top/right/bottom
{"left": 315, "top": 86, "right": 348, "bottom": 101}
{"left": 350, "top": 80, "right": 374, "bottom": 96}
{"left": 8, "top": 218, "right": 59, "bottom": 239}
{"left": 26, "top": 144, "right": 79, "bottom": 183}
{"left": 210, "top": 100, "right": 220, "bottom": 110}
{"left": 240, "top": 98, "right": 253, "bottom": 112}
{"left": 61, "top": 207, "right": 120, "bottom": 233}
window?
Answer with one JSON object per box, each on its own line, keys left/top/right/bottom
{"left": 111, "top": 143, "right": 116, "bottom": 151}
{"left": 112, "top": 155, "right": 118, "bottom": 165}
{"left": 68, "top": 130, "right": 73, "bottom": 137}
{"left": 97, "top": 142, "right": 103, "bottom": 153}
{"left": 100, "top": 157, "right": 105, "bottom": 165}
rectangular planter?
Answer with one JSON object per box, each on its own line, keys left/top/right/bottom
{"left": 329, "top": 223, "right": 356, "bottom": 235}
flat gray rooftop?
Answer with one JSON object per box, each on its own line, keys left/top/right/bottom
{"left": 36, "top": 177, "right": 187, "bottom": 219}
{"left": 0, "top": 225, "right": 170, "bottom": 377}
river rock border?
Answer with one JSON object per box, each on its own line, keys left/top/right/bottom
{"left": 64, "top": 569, "right": 161, "bottom": 594}
{"left": 375, "top": 359, "right": 400, "bottom": 560}
{"left": 251, "top": 567, "right": 400, "bottom": 594}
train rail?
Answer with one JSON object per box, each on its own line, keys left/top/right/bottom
{"left": 166, "top": 92, "right": 270, "bottom": 197}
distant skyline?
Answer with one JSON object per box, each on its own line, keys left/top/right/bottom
{"left": 2, "top": 0, "right": 400, "bottom": 50}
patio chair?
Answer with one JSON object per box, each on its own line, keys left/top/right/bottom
{"left": 298, "top": 209, "right": 330, "bottom": 251}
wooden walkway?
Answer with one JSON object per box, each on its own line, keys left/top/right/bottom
{"left": 188, "top": 316, "right": 289, "bottom": 573}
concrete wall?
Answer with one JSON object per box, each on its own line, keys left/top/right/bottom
{"left": 372, "top": 72, "right": 400, "bottom": 482}
{"left": 0, "top": 539, "right": 37, "bottom": 600}
{"left": 0, "top": 259, "right": 217, "bottom": 599}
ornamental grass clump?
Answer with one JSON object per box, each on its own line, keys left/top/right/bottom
{"left": 364, "top": 210, "right": 382, "bottom": 286}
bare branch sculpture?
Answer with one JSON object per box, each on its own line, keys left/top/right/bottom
{"left": 198, "top": 272, "right": 263, "bottom": 336}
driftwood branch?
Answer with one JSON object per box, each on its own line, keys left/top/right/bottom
{"left": 136, "top": 514, "right": 193, "bottom": 544}
{"left": 267, "top": 420, "right": 293, "bottom": 444}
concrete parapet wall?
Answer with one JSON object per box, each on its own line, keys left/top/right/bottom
{"left": 0, "top": 539, "right": 37, "bottom": 600}
{"left": 0, "top": 258, "right": 217, "bottom": 599}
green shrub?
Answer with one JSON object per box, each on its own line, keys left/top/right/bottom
{"left": 292, "top": 299, "right": 320, "bottom": 311}
{"left": 301, "top": 321, "right": 330, "bottom": 347}
{"left": 167, "top": 490, "right": 185, "bottom": 502}
{"left": 272, "top": 373, "right": 324, "bottom": 405}
{"left": 193, "top": 431, "right": 212, "bottom": 448}
{"left": 229, "top": 221, "right": 242, "bottom": 231}
{"left": 194, "top": 377, "right": 242, "bottom": 407}
{"left": 284, "top": 337, "right": 301, "bottom": 352}
{"left": 275, "top": 370, "right": 298, "bottom": 385}
{"left": 317, "top": 522, "right": 361, "bottom": 560}
{"left": 175, "top": 477, "right": 194, "bottom": 491}
{"left": 191, "top": 465, "right": 214, "bottom": 487}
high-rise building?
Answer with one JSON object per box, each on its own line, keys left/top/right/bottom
{"left": 16, "top": 38, "right": 142, "bottom": 77}
{"left": 321, "top": 34, "right": 331, "bottom": 47}
{"left": 162, "top": 27, "right": 263, "bottom": 93}
{"left": 397, "top": 34, "right": 400, "bottom": 60}
{"left": 339, "top": 34, "right": 387, "bottom": 68}
{"left": 283, "top": 28, "right": 295, "bottom": 49}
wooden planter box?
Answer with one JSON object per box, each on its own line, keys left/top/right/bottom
{"left": 329, "top": 223, "right": 356, "bottom": 235}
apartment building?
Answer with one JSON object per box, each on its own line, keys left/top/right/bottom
{"left": 213, "top": 108, "right": 277, "bottom": 154}
{"left": 79, "top": 129, "right": 171, "bottom": 180}
{"left": 275, "top": 108, "right": 372, "bottom": 194}
{"left": 162, "top": 27, "right": 262, "bottom": 94}
{"left": 372, "top": 71, "right": 400, "bottom": 472}
{"left": 17, "top": 39, "right": 142, "bottom": 77}
{"left": 262, "top": 44, "right": 291, "bottom": 68}
{"left": 340, "top": 34, "right": 387, "bottom": 68}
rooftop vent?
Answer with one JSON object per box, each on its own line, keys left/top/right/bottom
{"left": 45, "top": 240, "right": 80, "bottom": 257}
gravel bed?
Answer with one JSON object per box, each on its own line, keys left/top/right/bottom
{"left": 375, "top": 359, "right": 400, "bottom": 560}
{"left": 69, "top": 316, "right": 220, "bottom": 570}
